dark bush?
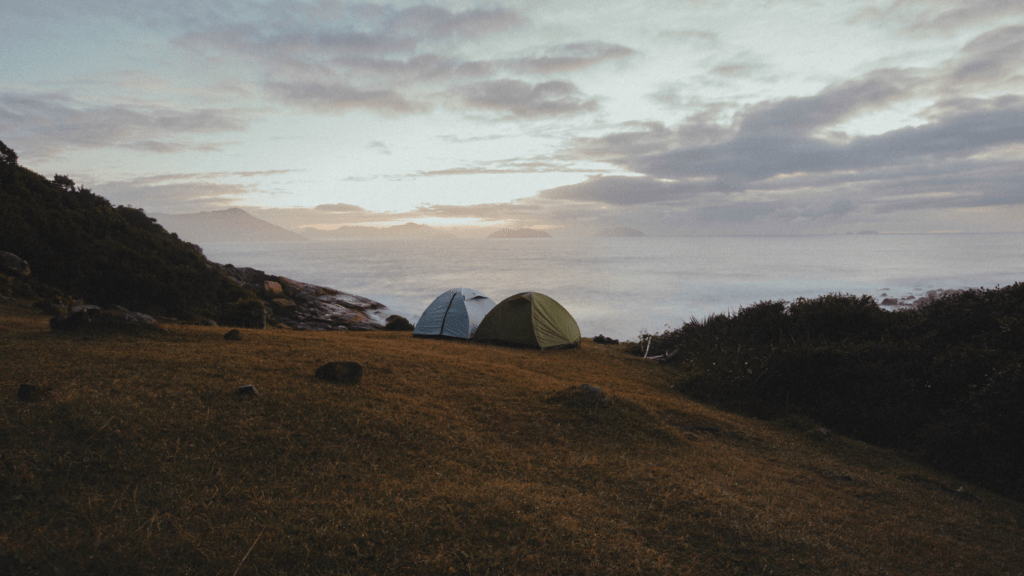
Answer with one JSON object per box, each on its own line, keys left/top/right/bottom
{"left": 650, "top": 288, "right": 1024, "bottom": 500}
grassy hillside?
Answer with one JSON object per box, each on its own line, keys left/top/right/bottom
{"left": 0, "top": 146, "right": 254, "bottom": 322}
{"left": 2, "top": 301, "right": 1021, "bottom": 575}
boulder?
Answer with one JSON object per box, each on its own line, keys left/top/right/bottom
{"left": 17, "top": 384, "right": 52, "bottom": 402}
{"left": 263, "top": 280, "right": 284, "bottom": 297}
{"left": 237, "top": 384, "right": 259, "bottom": 397}
{"left": 0, "top": 252, "right": 30, "bottom": 276}
{"left": 593, "top": 334, "right": 619, "bottom": 345}
{"left": 224, "top": 329, "right": 243, "bottom": 341}
{"left": 315, "top": 361, "right": 363, "bottom": 384}
{"left": 120, "top": 311, "right": 157, "bottom": 325}
{"left": 38, "top": 301, "right": 66, "bottom": 317}
{"left": 50, "top": 310, "right": 92, "bottom": 331}
{"left": 69, "top": 304, "right": 102, "bottom": 315}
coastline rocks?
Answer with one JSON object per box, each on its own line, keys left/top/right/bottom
{"left": 214, "top": 263, "right": 390, "bottom": 331}
{"left": 0, "top": 251, "right": 30, "bottom": 276}
{"left": 315, "top": 361, "right": 363, "bottom": 384}
{"left": 50, "top": 308, "right": 159, "bottom": 332}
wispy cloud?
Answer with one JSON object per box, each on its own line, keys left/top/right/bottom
{"left": 0, "top": 92, "right": 251, "bottom": 158}
{"left": 449, "top": 79, "right": 599, "bottom": 118}
{"left": 506, "top": 42, "right": 635, "bottom": 74}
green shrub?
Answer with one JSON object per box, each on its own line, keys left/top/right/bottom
{"left": 219, "top": 294, "right": 267, "bottom": 328}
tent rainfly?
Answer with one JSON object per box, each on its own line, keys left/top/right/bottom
{"left": 474, "top": 292, "right": 581, "bottom": 349}
{"left": 413, "top": 288, "right": 496, "bottom": 339}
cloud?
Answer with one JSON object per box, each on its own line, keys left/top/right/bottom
{"left": 175, "top": 3, "right": 526, "bottom": 113}
{"left": 658, "top": 29, "right": 719, "bottom": 47}
{"left": 450, "top": 79, "right": 599, "bottom": 118}
{"left": 89, "top": 169, "right": 299, "bottom": 213}
{"left": 904, "top": 0, "right": 1024, "bottom": 33}
{"left": 944, "top": 25, "right": 1024, "bottom": 86}
{"left": 541, "top": 176, "right": 701, "bottom": 205}
{"left": 168, "top": 3, "right": 629, "bottom": 121}
{"left": 95, "top": 179, "right": 252, "bottom": 214}
{"left": 542, "top": 49, "right": 1024, "bottom": 230}
{"left": 619, "top": 94, "right": 1024, "bottom": 184}
{"left": 265, "top": 81, "right": 429, "bottom": 114}
{"left": 507, "top": 42, "right": 635, "bottom": 74}
{"left": 367, "top": 141, "right": 391, "bottom": 155}
{"left": 0, "top": 92, "right": 250, "bottom": 158}
{"left": 385, "top": 5, "right": 523, "bottom": 41}
{"left": 710, "top": 61, "right": 762, "bottom": 78}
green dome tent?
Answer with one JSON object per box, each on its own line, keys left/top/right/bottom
{"left": 474, "top": 292, "right": 581, "bottom": 349}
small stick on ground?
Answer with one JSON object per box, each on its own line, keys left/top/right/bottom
{"left": 232, "top": 528, "right": 265, "bottom": 576}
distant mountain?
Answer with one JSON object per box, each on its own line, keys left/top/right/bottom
{"left": 595, "top": 227, "right": 646, "bottom": 237}
{"left": 487, "top": 228, "right": 552, "bottom": 239}
{"left": 301, "top": 222, "right": 447, "bottom": 240}
{"left": 152, "top": 208, "right": 308, "bottom": 243}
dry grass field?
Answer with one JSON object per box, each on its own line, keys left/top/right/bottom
{"left": 1, "top": 300, "right": 1022, "bottom": 575}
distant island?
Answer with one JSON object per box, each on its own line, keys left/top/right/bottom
{"left": 152, "top": 208, "right": 308, "bottom": 243}
{"left": 301, "top": 222, "right": 455, "bottom": 240}
{"left": 487, "top": 228, "right": 552, "bottom": 239}
{"left": 595, "top": 227, "right": 645, "bottom": 237}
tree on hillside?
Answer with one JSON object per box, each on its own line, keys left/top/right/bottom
{"left": 53, "top": 174, "right": 81, "bottom": 193}
{"left": 0, "top": 140, "right": 17, "bottom": 166}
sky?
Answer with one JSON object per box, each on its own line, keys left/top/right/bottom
{"left": 2, "top": 0, "right": 1023, "bottom": 236}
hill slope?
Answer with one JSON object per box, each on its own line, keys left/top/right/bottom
{"left": 2, "top": 302, "right": 1021, "bottom": 575}
{"left": 0, "top": 156, "right": 253, "bottom": 320}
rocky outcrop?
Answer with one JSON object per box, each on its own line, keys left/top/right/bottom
{"left": 49, "top": 307, "right": 159, "bottom": 332}
{"left": 0, "top": 251, "right": 30, "bottom": 276}
{"left": 214, "top": 264, "right": 390, "bottom": 331}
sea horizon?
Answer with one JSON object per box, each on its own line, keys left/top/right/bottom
{"left": 201, "top": 233, "right": 1024, "bottom": 341}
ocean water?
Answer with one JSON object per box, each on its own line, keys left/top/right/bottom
{"left": 202, "top": 234, "right": 1024, "bottom": 341}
